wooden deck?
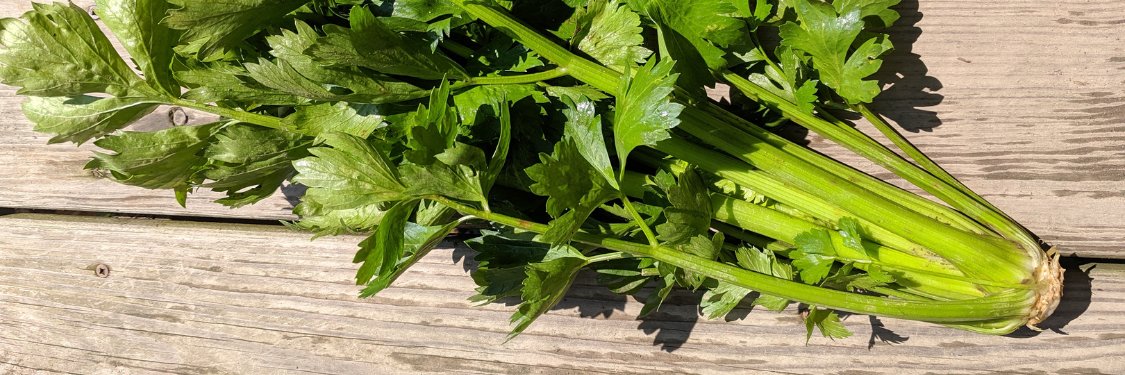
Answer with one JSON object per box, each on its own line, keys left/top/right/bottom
{"left": 1, "top": 0, "right": 1123, "bottom": 373}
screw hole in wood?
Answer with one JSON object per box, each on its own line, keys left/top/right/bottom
{"left": 94, "top": 263, "right": 111, "bottom": 278}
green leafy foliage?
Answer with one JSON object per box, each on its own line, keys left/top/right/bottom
{"left": 284, "top": 102, "right": 387, "bottom": 138}
{"left": 95, "top": 0, "right": 181, "bottom": 95}
{"left": 292, "top": 132, "right": 407, "bottom": 211}
{"left": 289, "top": 203, "right": 387, "bottom": 236}
{"left": 700, "top": 281, "right": 752, "bottom": 320}
{"left": 251, "top": 20, "right": 428, "bottom": 104}
{"left": 569, "top": 0, "right": 652, "bottom": 72}
{"left": 463, "top": 33, "right": 545, "bottom": 74}
{"left": 307, "top": 6, "right": 467, "bottom": 80}
{"left": 744, "top": 47, "right": 820, "bottom": 114}
{"left": 176, "top": 61, "right": 302, "bottom": 106}
{"left": 779, "top": 0, "right": 896, "bottom": 104}
{"left": 388, "top": 0, "right": 465, "bottom": 22}
{"left": 791, "top": 228, "right": 837, "bottom": 284}
{"left": 734, "top": 247, "right": 793, "bottom": 311}
{"left": 86, "top": 123, "right": 218, "bottom": 190}
{"left": 355, "top": 199, "right": 417, "bottom": 287}
{"left": 699, "top": 247, "right": 792, "bottom": 321}
{"left": 847, "top": 265, "right": 896, "bottom": 291}
{"left": 0, "top": 2, "right": 140, "bottom": 96}
{"left": 805, "top": 307, "right": 853, "bottom": 341}
{"left": 629, "top": 0, "right": 747, "bottom": 70}
{"left": 673, "top": 232, "right": 724, "bottom": 289}
{"left": 654, "top": 166, "right": 711, "bottom": 244}
{"left": 836, "top": 217, "right": 868, "bottom": 254}
{"left": 562, "top": 98, "right": 616, "bottom": 189}
{"left": 612, "top": 59, "right": 684, "bottom": 174}
{"left": 466, "top": 230, "right": 552, "bottom": 304}
{"left": 165, "top": 0, "right": 313, "bottom": 58}
{"left": 526, "top": 139, "right": 618, "bottom": 245}
{"left": 202, "top": 124, "right": 308, "bottom": 207}
{"left": 509, "top": 245, "right": 588, "bottom": 338}
{"left": 360, "top": 220, "right": 460, "bottom": 297}
{"left": 23, "top": 96, "right": 159, "bottom": 145}
{"left": 453, "top": 84, "right": 544, "bottom": 126}
{"left": 834, "top": 0, "right": 901, "bottom": 27}
{"left": 351, "top": 197, "right": 461, "bottom": 298}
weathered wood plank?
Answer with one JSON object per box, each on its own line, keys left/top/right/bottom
{"left": 0, "top": 0, "right": 1122, "bottom": 257}
{"left": 0, "top": 214, "right": 1121, "bottom": 374}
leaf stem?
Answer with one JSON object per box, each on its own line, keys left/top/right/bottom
{"left": 169, "top": 99, "right": 286, "bottom": 130}
{"left": 587, "top": 252, "right": 632, "bottom": 263}
{"left": 620, "top": 194, "right": 659, "bottom": 246}
{"left": 466, "top": 67, "right": 569, "bottom": 85}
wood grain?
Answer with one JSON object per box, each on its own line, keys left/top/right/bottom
{"left": 0, "top": 0, "right": 1122, "bottom": 256}
{"left": 0, "top": 214, "right": 1120, "bottom": 374}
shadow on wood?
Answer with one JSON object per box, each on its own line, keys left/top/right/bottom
{"left": 872, "top": 0, "right": 945, "bottom": 132}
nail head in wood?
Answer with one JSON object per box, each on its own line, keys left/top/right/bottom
{"left": 94, "top": 263, "right": 110, "bottom": 278}
{"left": 89, "top": 168, "right": 110, "bottom": 179}
{"left": 168, "top": 107, "right": 189, "bottom": 126}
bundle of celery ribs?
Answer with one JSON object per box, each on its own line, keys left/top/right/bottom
{"left": 0, "top": 0, "right": 1062, "bottom": 340}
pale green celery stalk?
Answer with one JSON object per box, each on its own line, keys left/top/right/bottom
{"left": 676, "top": 109, "right": 1030, "bottom": 282}
{"left": 722, "top": 73, "right": 1035, "bottom": 251}
{"left": 623, "top": 166, "right": 998, "bottom": 299}
{"left": 709, "top": 194, "right": 1029, "bottom": 300}
{"left": 852, "top": 103, "right": 1029, "bottom": 239}
{"left": 616, "top": 169, "right": 955, "bottom": 277}
{"left": 719, "top": 43, "right": 992, "bottom": 237}
{"left": 655, "top": 135, "right": 1028, "bottom": 281}
{"left": 629, "top": 147, "right": 940, "bottom": 260}
{"left": 710, "top": 221, "right": 793, "bottom": 253}
{"left": 429, "top": 195, "right": 1034, "bottom": 324}
{"left": 697, "top": 100, "right": 993, "bottom": 237}
{"left": 617, "top": 169, "right": 971, "bottom": 289}
{"left": 708, "top": 194, "right": 962, "bottom": 277}
{"left": 450, "top": 1, "right": 1033, "bottom": 284}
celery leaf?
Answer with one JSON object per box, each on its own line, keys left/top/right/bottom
{"left": 805, "top": 307, "right": 853, "bottom": 342}
{"left": 612, "top": 58, "right": 684, "bottom": 174}
{"left": 791, "top": 228, "right": 837, "bottom": 284}
{"left": 292, "top": 132, "right": 407, "bottom": 210}
{"left": 0, "top": 3, "right": 140, "bottom": 96}
{"left": 95, "top": 0, "right": 181, "bottom": 95}
{"left": 779, "top": 0, "right": 894, "bottom": 104}
{"left": 23, "top": 96, "right": 158, "bottom": 145}
{"left": 86, "top": 123, "right": 219, "bottom": 190}
{"left": 165, "top": 0, "right": 313, "bottom": 59}
{"left": 572, "top": 0, "right": 652, "bottom": 72}
{"left": 510, "top": 245, "right": 588, "bottom": 338}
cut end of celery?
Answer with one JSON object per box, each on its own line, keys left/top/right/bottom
{"left": 1025, "top": 248, "right": 1064, "bottom": 330}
